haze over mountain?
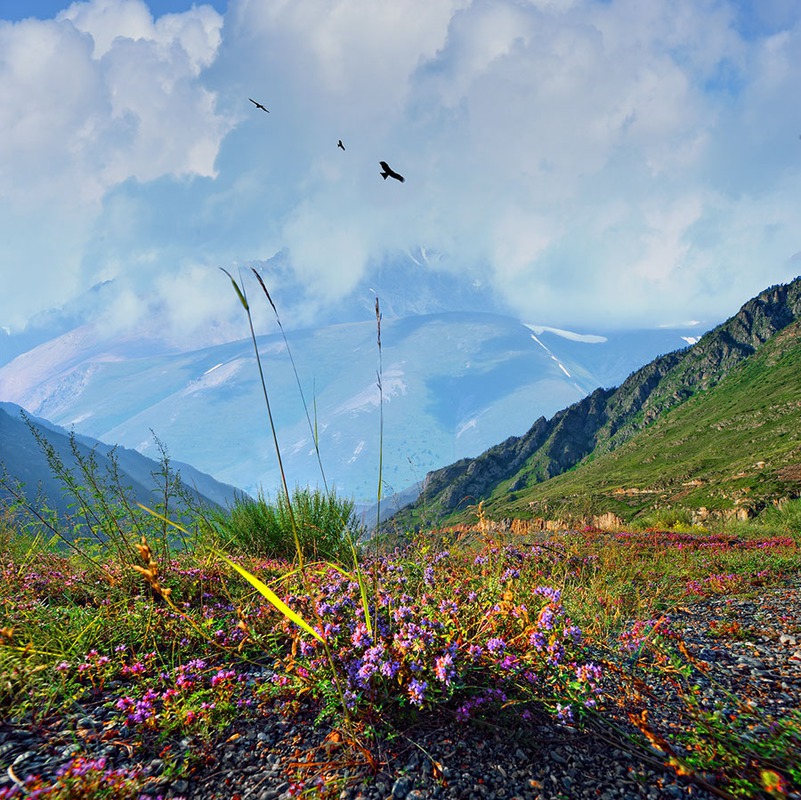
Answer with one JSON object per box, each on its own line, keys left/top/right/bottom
{"left": 0, "top": 263, "right": 706, "bottom": 505}
{"left": 402, "top": 276, "right": 801, "bottom": 527}
{"left": 0, "top": 401, "right": 242, "bottom": 526}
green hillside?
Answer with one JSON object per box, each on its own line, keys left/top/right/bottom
{"left": 483, "top": 319, "right": 801, "bottom": 525}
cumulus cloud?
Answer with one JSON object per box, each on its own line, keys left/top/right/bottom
{"left": 0, "top": 0, "right": 228, "bottom": 329}
{"left": 2, "top": 0, "right": 801, "bottom": 342}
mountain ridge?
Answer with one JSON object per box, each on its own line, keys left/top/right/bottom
{"left": 404, "top": 276, "right": 801, "bottom": 522}
{"left": 0, "top": 312, "right": 704, "bottom": 503}
{"left": 0, "top": 402, "right": 244, "bottom": 526}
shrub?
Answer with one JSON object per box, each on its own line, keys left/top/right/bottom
{"left": 211, "top": 487, "right": 362, "bottom": 562}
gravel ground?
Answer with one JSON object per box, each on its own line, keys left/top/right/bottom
{"left": 2, "top": 576, "right": 800, "bottom": 799}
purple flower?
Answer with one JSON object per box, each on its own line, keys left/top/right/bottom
{"left": 534, "top": 586, "right": 561, "bottom": 603}
{"left": 379, "top": 660, "right": 400, "bottom": 679}
{"left": 434, "top": 652, "right": 455, "bottom": 685}
{"left": 408, "top": 678, "right": 428, "bottom": 706}
{"left": 486, "top": 637, "right": 506, "bottom": 654}
{"left": 467, "top": 643, "right": 484, "bottom": 662}
{"left": 438, "top": 599, "right": 458, "bottom": 615}
{"left": 499, "top": 654, "right": 517, "bottom": 671}
{"left": 500, "top": 568, "right": 519, "bottom": 583}
{"left": 211, "top": 668, "right": 236, "bottom": 687}
{"left": 538, "top": 606, "right": 555, "bottom": 631}
{"left": 351, "top": 622, "right": 371, "bottom": 648}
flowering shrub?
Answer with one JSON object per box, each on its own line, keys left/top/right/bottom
{"left": 260, "top": 542, "right": 602, "bottom": 724}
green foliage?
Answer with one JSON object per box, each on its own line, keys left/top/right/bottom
{"left": 479, "top": 320, "right": 801, "bottom": 526}
{"left": 209, "top": 487, "right": 363, "bottom": 562}
{"left": 5, "top": 419, "right": 202, "bottom": 569}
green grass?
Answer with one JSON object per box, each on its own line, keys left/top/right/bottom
{"left": 479, "top": 320, "right": 801, "bottom": 526}
{"left": 207, "top": 487, "right": 362, "bottom": 562}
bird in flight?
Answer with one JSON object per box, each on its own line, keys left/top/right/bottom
{"left": 338, "top": 139, "right": 346, "bottom": 151}
{"left": 249, "top": 98, "right": 269, "bottom": 113}
{"left": 379, "top": 161, "right": 405, "bottom": 182}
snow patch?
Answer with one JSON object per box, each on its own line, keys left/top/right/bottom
{"left": 524, "top": 324, "right": 607, "bottom": 344}
{"left": 335, "top": 369, "right": 407, "bottom": 414}
{"left": 348, "top": 440, "right": 365, "bottom": 463}
{"left": 555, "top": 360, "right": 572, "bottom": 378}
{"left": 681, "top": 336, "right": 701, "bottom": 345}
{"left": 183, "top": 359, "right": 244, "bottom": 394}
{"left": 456, "top": 417, "right": 478, "bottom": 438}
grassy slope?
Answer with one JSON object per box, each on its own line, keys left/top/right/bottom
{"left": 480, "top": 319, "right": 801, "bottom": 524}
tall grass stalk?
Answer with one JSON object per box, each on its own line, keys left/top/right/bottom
{"left": 250, "top": 266, "right": 330, "bottom": 495}
{"left": 243, "top": 270, "right": 375, "bottom": 635}
{"left": 374, "top": 297, "right": 384, "bottom": 536}
{"left": 220, "top": 268, "right": 354, "bottom": 723}
{"left": 220, "top": 268, "right": 304, "bottom": 572}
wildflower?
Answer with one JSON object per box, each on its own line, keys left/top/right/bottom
{"left": 538, "top": 606, "right": 555, "bottom": 630}
{"left": 486, "top": 637, "right": 506, "bottom": 654}
{"left": 576, "top": 663, "right": 602, "bottom": 684}
{"left": 556, "top": 703, "right": 574, "bottom": 723}
{"left": 351, "top": 622, "right": 371, "bottom": 648}
{"left": 435, "top": 599, "right": 455, "bottom": 617}
{"left": 534, "top": 586, "right": 561, "bottom": 603}
{"left": 379, "top": 659, "right": 400, "bottom": 679}
{"left": 211, "top": 668, "right": 236, "bottom": 687}
{"left": 434, "top": 652, "right": 455, "bottom": 685}
{"left": 467, "top": 643, "right": 484, "bottom": 662}
{"left": 408, "top": 678, "right": 428, "bottom": 706}
{"left": 499, "top": 654, "right": 517, "bottom": 671}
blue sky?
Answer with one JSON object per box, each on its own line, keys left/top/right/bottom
{"left": 1, "top": 0, "right": 800, "bottom": 348}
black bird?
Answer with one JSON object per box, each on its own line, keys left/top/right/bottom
{"left": 249, "top": 98, "right": 269, "bottom": 113}
{"left": 338, "top": 139, "right": 345, "bottom": 151}
{"left": 379, "top": 161, "right": 404, "bottom": 182}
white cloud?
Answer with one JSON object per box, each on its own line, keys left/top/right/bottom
{"left": 2, "top": 0, "right": 801, "bottom": 341}
{"left": 0, "top": 0, "right": 229, "bottom": 329}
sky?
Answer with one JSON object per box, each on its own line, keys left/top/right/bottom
{"left": 2, "top": 0, "right": 801, "bottom": 348}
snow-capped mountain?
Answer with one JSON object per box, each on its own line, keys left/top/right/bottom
{"left": 0, "top": 310, "right": 706, "bottom": 504}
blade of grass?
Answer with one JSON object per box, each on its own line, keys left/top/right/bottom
{"left": 251, "top": 267, "right": 329, "bottom": 493}
{"left": 214, "top": 551, "right": 324, "bottom": 642}
{"left": 220, "top": 268, "right": 304, "bottom": 570}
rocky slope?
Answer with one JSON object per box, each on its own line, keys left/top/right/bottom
{"left": 405, "top": 276, "right": 801, "bottom": 519}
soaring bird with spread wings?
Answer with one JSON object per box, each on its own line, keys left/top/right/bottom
{"left": 249, "top": 98, "right": 269, "bottom": 113}
{"left": 379, "top": 161, "right": 404, "bottom": 182}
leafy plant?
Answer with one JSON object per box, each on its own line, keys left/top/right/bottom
{"left": 209, "top": 487, "right": 362, "bottom": 563}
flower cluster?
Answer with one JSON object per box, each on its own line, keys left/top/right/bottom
{"left": 266, "top": 544, "right": 602, "bottom": 723}
{"left": 0, "top": 755, "right": 146, "bottom": 799}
